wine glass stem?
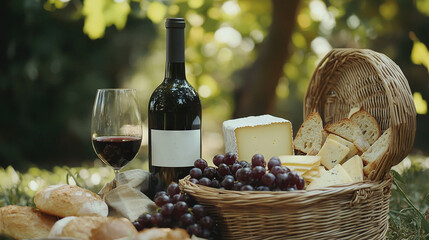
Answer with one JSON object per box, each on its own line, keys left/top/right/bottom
{"left": 114, "top": 169, "right": 120, "bottom": 184}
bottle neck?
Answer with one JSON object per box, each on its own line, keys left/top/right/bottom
{"left": 165, "top": 62, "right": 186, "bottom": 80}
{"left": 164, "top": 26, "right": 186, "bottom": 82}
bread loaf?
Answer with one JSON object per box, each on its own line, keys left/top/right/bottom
{"left": 133, "top": 228, "right": 191, "bottom": 240}
{"left": 324, "top": 118, "right": 370, "bottom": 152}
{"left": 49, "top": 216, "right": 109, "bottom": 240}
{"left": 0, "top": 205, "right": 57, "bottom": 239}
{"left": 350, "top": 109, "right": 381, "bottom": 145}
{"left": 34, "top": 184, "right": 108, "bottom": 217}
{"left": 91, "top": 217, "right": 137, "bottom": 240}
{"left": 293, "top": 112, "right": 324, "bottom": 154}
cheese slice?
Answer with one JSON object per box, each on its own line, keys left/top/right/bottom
{"left": 223, "top": 115, "right": 293, "bottom": 161}
{"left": 326, "top": 134, "right": 358, "bottom": 160}
{"left": 306, "top": 164, "right": 353, "bottom": 190}
{"left": 279, "top": 155, "right": 321, "bottom": 167}
{"left": 342, "top": 155, "right": 363, "bottom": 183}
{"left": 302, "top": 166, "right": 326, "bottom": 183}
{"left": 317, "top": 138, "right": 349, "bottom": 170}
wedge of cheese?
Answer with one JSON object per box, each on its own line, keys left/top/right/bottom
{"left": 279, "top": 155, "right": 321, "bottom": 176}
{"left": 326, "top": 134, "right": 358, "bottom": 160}
{"left": 306, "top": 164, "right": 353, "bottom": 190}
{"left": 317, "top": 138, "right": 349, "bottom": 170}
{"left": 342, "top": 155, "right": 363, "bottom": 183}
{"left": 223, "top": 115, "right": 293, "bottom": 161}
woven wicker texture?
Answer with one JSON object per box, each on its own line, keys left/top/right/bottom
{"left": 180, "top": 48, "right": 415, "bottom": 239}
{"left": 305, "top": 48, "right": 416, "bottom": 181}
{"left": 181, "top": 176, "right": 392, "bottom": 240}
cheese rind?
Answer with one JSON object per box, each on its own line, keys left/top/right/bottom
{"left": 342, "top": 155, "right": 363, "bottom": 183}
{"left": 326, "top": 134, "right": 358, "bottom": 160}
{"left": 223, "top": 115, "right": 293, "bottom": 161}
{"left": 317, "top": 139, "right": 349, "bottom": 170}
{"left": 306, "top": 164, "right": 353, "bottom": 190}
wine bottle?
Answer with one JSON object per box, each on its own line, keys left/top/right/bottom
{"left": 147, "top": 18, "right": 202, "bottom": 198}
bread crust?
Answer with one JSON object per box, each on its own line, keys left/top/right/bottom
{"left": 34, "top": 184, "right": 108, "bottom": 217}
{"left": 294, "top": 112, "right": 324, "bottom": 154}
{"left": 0, "top": 205, "right": 57, "bottom": 239}
{"left": 91, "top": 217, "right": 137, "bottom": 240}
{"left": 133, "top": 228, "right": 191, "bottom": 240}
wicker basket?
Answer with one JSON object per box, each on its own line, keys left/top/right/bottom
{"left": 180, "top": 48, "right": 416, "bottom": 239}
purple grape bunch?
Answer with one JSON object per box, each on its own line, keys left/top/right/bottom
{"left": 189, "top": 153, "right": 305, "bottom": 191}
{"left": 133, "top": 182, "right": 216, "bottom": 239}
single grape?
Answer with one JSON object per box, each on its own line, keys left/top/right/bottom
{"left": 203, "top": 167, "right": 216, "bottom": 180}
{"left": 211, "top": 179, "right": 221, "bottom": 188}
{"left": 218, "top": 163, "right": 230, "bottom": 176}
{"left": 236, "top": 167, "right": 252, "bottom": 182}
{"left": 194, "top": 158, "right": 208, "bottom": 171}
{"left": 160, "top": 203, "right": 174, "bottom": 216}
{"left": 154, "top": 191, "right": 167, "bottom": 199}
{"left": 198, "top": 177, "right": 212, "bottom": 187}
{"left": 231, "top": 163, "right": 242, "bottom": 174}
{"left": 161, "top": 216, "right": 173, "bottom": 228}
{"left": 290, "top": 171, "right": 300, "bottom": 186}
{"left": 187, "top": 223, "right": 203, "bottom": 237}
{"left": 270, "top": 166, "right": 284, "bottom": 176}
{"left": 190, "top": 168, "right": 203, "bottom": 180}
{"left": 223, "top": 152, "right": 238, "bottom": 165}
{"left": 201, "top": 229, "right": 211, "bottom": 239}
{"left": 256, "top": 185, "right": 270, "bottom": 191}
{"left": 286, "top": 186, "right": 297, "bottom": 191}
{"left": 154, "top": 194, "right": 170, "bottom": 207}
{"left": 199, "top": 216, "right": 214, "bottom": 229}
{"left": 189, "top": 178, "right": 199, "bottom": 184}
{"left": 133, "top": 221, "right": 143, "bottom": 231}
{"left": 233, "top": 182, "right": 243, "bottom": 191}
{"left": 282, "top": 166, "right": 291, "bottom": 174}
{"left": 173, "top": 201, "right": 189, "bottom": 217}
{"left": 276, "top": 173, "right": 289, "bottom": 189}
{"left": 261, "top": 173, "right": 276, "bottom": 186}
{"left": 221, "top": 175, "right": 234, "bottom": 190}
{"left": 167, "top": 182, "right": 181, "bottom": 197}
{"left": 192, "top": 204, "right": 206, "bottom": 219}
{"left": 179, "top": 213, "right": 196, "bottom": 227}
{"left": 182, "top": 194, "right": 196, "bottom": 207}
{"left": 239, "top": 160, "right": 248, "bottom": 167}
{"left": 150, "top": 213, "right": 164, "bottom": 226}
{"left": 252, "top": 166, "right": 266, "bottom": 180}
{"left": 240, "top": 185, "right": 255, "bottom": 191}
{"left": 268, "top": 157, "right": 281, "bottom": 170}
{"left": 251, "top": 154, "right": 266, "bottom": 168}
{"left": 171, "top": 193, "right": 184, "bottom": 204}
{"left": 212, "top": 154, "right": 224, "bottom": 166}
{"left": 137, "top": 213, "right": 152, "bottom": 228}
{"left": 296, "top": 177, "right": 305, "bottom": 190}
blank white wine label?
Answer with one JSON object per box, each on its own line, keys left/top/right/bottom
{"left": 151, "top": 129, "right": 201, "bottom": 167}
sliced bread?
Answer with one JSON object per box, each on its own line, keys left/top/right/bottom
{"left": 362, "top": 128, "right": 391, "bottom": 176}
{"left": 350, "top": 109, "right": 381, "bottom": 145}
{"left": 293, "top": 112, "right": 324, "bottom": 154}
{"left": 324, "top": 118, "right": 370, "bottom": 152}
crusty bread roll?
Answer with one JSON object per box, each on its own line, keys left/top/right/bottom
{"left": 91, "top": 217, "right": 137, "bottom": 240}
{"left": 49, "top": 216, "right": 109, "bottom": 240}
{"left": 34, "top": 184, "right": 108, "bottom": 217}
{"left": 133, "top": 228, "right": 191, "bottom": 240}
{"left": 0, "top": 205, "right": 57, "bottom": 239}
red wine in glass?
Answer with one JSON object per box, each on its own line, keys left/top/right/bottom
{"left": 92, "top": 136, "right": 142, "bottom": 170}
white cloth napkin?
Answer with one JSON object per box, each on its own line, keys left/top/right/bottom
{"left": 99, "top": 169, "right": 157, "bottom": 221}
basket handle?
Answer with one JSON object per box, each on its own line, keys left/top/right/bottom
{"left": 349, "top": 188, "right": 374, "bottom": 207}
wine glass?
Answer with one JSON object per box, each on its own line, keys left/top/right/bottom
{"left": 91, "top": 89, "right": 142, "bottom": 183}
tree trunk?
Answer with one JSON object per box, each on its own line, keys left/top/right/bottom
{"left": 233, "top": 0, "right": 301, "bottom": 118}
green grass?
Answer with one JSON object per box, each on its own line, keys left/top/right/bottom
{"left": 1, "top": 156, "right": 428, "bottom": 239}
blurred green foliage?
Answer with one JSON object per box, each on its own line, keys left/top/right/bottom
{"left": 1, "top": 0, "right": 429, "bottom": 171}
